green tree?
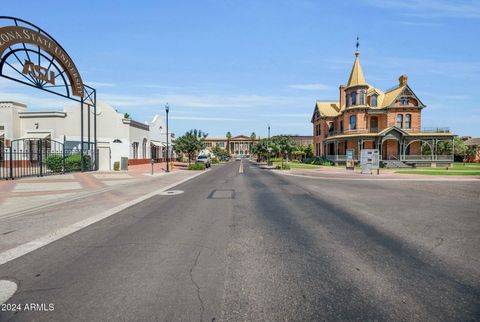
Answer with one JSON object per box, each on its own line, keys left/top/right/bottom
{"left": 271, "top": 136, "right": 297, "bottom": 168}
{"left": 174, "top": 129, "right": 208, "bottom": 165}
{"left": 211, "top": 145, "right": 229, "bottom": 159}
{"left": 123, "top": 113, "right": 130, "bottom": 119}
{"left": 226, "top": 131, "right": 232, "bottom": 154}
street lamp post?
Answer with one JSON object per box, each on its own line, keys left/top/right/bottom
{"left": 165, "top": 103, "right": 170, "bottom": 173}
{"left": 267, "top": 124, "right": 271, "bottom": 166}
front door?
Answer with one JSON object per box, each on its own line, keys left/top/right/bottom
{"left": 98, "top": 146, "right": 111, "bottom": 171}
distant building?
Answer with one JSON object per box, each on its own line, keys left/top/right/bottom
{"left": 311, "top": 47, "right": 454, "bottom": 167}
{"left": 203, "top": 134, "right": 259, "bottom": 156}
{"left": 0, "top": 101, "right": 174, "bottom": 171}
{"left": 287, "top": 135, "right": 313, "bottom": 146}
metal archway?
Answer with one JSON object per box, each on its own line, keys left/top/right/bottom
{"left": 0, "top": 16, "right": 97, "bottom": 177}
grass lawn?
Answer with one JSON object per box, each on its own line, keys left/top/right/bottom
{"left": 415, "top": 163, "right": 480, "bottom": 171}
{"left": 272, "top": 161, "right": 323, "bottom": 169}
{"left": 395, "top": 170, "right": 480, "bottom": 176}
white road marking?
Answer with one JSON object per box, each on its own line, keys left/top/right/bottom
{"left": 0, "top": 280, "right": 17, "bottom": 304}
{"left": 239, "top": 160, "right": 244, "bottom": 174}
{"left": 274, "top": 171, "right": 480, "bottom": 182}
{"left": 0, "top": 170, "right": 208, "bottom": 266}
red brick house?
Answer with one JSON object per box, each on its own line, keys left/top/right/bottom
{"left": 311, "top": 48, "right": 454, "bottom": 167}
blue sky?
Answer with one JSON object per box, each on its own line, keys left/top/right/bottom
{"left": 1, "top": 0, "right": 479, "bottom": 137}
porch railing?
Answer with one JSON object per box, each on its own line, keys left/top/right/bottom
{"left": 400, "top": 155, "right": 454, "bottom": 161}
{"left": 325, "top": 154, "right": 454, "bottom": 162}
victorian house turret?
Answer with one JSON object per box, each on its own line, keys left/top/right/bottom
{"left": 311, "top": 46, "right": 454, "bottom": 167}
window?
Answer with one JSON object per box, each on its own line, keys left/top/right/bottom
{"left": 351, "top": 92, "right": 357, "bottom": 105}
{"left": 346, "top": 93, "right": 350, "bottom": 107}
{"left": 142, "top": 138, "right": 147, "bottom": 159}
{"left": 400, "top": 97, "right": 409, "bottom": 105}
{"left": 350, "top": 115, "right": 357, "bottom": 130}
{"left": 396, "top": 114, "right": 403, "bottom": 128}
{"left": 218, "top": 142, "right": 224, "bottom": 148}
{"left": 315, "top": 123, "right": 321, "bottom": 136}
{"left": 405, "top": 114, "right": 412, "bottom": 129}
{"left": 340, "top": 120, "right": 344, "bottom": 132}
{"left": 371, "top": 94, "right": 377, "bottom": 107}
{"left": 328, "top": 122, "right": 335, "bottom": 133}
{"left": 359, "top": 91, "right": 365, "bottom": 105}
{"left": 132, "top": 142, "right": 139, "bottom": 159}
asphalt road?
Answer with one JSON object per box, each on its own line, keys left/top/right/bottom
{"left": 0, "top": 161, "right": 479, "bottom": 321}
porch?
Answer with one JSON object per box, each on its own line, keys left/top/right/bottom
{"left": 323, "top": 127, "right": 455, "bottom": 166}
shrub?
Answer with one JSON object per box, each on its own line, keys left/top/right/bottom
{"left": 113, "top": 161, "right": 120, "bottom": 171}
{"left": 275, "top": 163, "right": 291, "bottom": 170}
{"left": 65, "top": 154, "right": 91, "bottom": 172}
{"left": 46, "top": 154, "right": 63, "bottom": 172}
{"left": 305, "top": 156, "right": 334, "bottom": 166}
{"left": 271, "top": 157, "right": 283, "bottom": 162}
{"left": 188, "top": 162, "right": 206, "bottom": 170}
{"left": 212, "top": 159, "right": 220, "bottom": 164}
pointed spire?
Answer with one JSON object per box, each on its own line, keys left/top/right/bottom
{"left": 347, "top": 36, "right": 366, "bottom": 88}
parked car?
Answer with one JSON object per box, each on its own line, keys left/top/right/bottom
{"left": 220, "top": 156, "right": 230, "bottom": 162}
{"left": 196, "top": 155, "right": 211, "bottom": 168}
{"left": 235, "top": 156, "right": 242, "bottom": 161}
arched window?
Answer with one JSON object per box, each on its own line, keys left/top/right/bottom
{"left": 359, "top": 91, "right": 365, "bottom": 105}
{"left": 113, "top": 139, "right": 122, "bottom": 143}
{"left": 405, "top": 114, "right": 412, "bottom": 129}
{"left": 351, "top": 92, "right": 357, "bottom": 105}
{"left": 371, "top": 94, "right": 378, "bottom": 107}
{"left": 350, "top": 115, "right": 357, "bottom": 130}
{"left": 400, "top": 97, "right": 409, "bottom": 105}
{"left": 132, "top": 142, "right": 139, "bottom": 159}
{"left": 396, "top": 114, "right": 403, "bottom": 128}
{"left": 142, "top": 138, "right": 147, "bottom": 159}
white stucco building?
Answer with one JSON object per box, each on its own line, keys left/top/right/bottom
{"left": 0, "top": 101, "right": 173, "bottom": 171}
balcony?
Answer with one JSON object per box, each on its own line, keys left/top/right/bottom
{"left": 327, "top": 128, "right": 378, "bottom": 137}
{"left": 326, "top": 126, "right": 450, "bottom": 138}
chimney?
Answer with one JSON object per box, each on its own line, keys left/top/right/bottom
{"left": 399, "top": 75, "right": 408, "bottom": 87}
{"left": 339, "top": 85, "right": 345, "bottom": 108}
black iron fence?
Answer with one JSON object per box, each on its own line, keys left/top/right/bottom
{"left": 1, "top": 138, "right": 95, "bottom": 180}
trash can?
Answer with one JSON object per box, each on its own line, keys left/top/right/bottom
{"left": 120, "top": 157, "right": 128, "bottom": 171}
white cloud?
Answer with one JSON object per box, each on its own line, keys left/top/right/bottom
{"left": 170, "top": 116, "right": 241, "bottom": 121}
{"left": 288, "top": 83, "right": 334, "bottom": 91}
{"left": 97, "top": 92, "right": 311, "bottom": 109}
{"left": 88, "top": 82, "right": 116, "bottom": 88}
{"left": 362, "top": 0, "right": 480, "bottom": 19}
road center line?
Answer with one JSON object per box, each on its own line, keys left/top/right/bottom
{"left": 239, "top": 160, "right": 244, "bottom": 174}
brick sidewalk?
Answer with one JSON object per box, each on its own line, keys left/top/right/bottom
{"left": 0, "top": 161, "right": 189, "bottom": 212}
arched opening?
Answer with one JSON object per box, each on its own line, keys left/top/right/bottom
{"left": 142, "top": 138, "right": 147, "bottom": 159}
{"left": 382, "top": 138, "right": 399, "bottom": 160}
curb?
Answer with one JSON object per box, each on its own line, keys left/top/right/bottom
{"left": 0, "top": 169, "right": 208, "bottom": 266}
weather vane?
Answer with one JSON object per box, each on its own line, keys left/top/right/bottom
{"left": 356, "top": 36, "right": 359, "bottom": 50}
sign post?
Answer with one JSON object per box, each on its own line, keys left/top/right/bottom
{"left": 346, "top": 149, "right": 355, "bottom": 170}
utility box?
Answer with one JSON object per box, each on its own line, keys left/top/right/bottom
{"left": 360, "top": 149, "right": 379, "bottom": 174}
{"left": 120, "top": 157, "right": 128, "bottom": 171}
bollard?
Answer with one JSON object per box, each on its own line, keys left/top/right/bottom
{"left": 151, "top": 158, "right": 154, "bottom": 175}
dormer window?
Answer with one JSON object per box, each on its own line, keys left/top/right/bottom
{"left": 371, "top": 94, "right": 378, "bottom": 107}
{"left": 351, "top": 92, "right": 357, "bottom": 105}
{"left": 400, "top": 97, "right": 409, "bottom": 105}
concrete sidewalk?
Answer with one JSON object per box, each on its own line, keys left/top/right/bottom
{"left": 0, "top": 167, "right": 204, "bottom": 255}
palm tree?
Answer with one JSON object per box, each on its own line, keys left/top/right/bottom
{"left": 226, "top": 131, "right": 232, "bottom": 154}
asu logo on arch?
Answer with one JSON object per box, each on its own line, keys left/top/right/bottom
{"left": 22, "top": 60, "right": 55, "bottom": 85}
